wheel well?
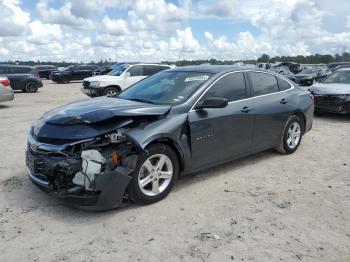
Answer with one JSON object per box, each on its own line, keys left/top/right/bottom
{"left": 147, "top": 138, "right": 184, "bottom": 172}
{"left": 293, "top": 112, "right": 306, "bottom": 134}
{"left": 104, "top": 85, "right": 121, "bottom": 91}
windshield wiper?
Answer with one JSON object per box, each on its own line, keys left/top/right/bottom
{"left": 128, "top": 98, "right": 155, "bottom": 104}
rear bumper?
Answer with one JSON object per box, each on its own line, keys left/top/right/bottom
{"left": 0, "top": 92, "right": 14, "bottom": 102}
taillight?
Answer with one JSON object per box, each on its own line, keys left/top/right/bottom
{"left": 0, "top": 79, "right": 10, "bottom": 87}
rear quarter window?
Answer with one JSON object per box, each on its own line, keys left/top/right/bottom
{"left": 249, "top": 72, "right": 279, "bottom": 96}
{"left": 277, "top": 77, "right": 292, "bottom": 91}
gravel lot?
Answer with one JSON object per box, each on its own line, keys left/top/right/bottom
{"left": 0, "top": 80, "right": 349, "bottom": 262}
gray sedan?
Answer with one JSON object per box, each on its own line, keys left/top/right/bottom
{"left": 0, "top": 76, "right": 14, "bottom": 102}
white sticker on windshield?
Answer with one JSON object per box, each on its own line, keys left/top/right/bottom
{"left": 185, "top": 75, "right": 209, "bottom": 82}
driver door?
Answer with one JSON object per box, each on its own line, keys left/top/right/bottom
{"left": 188, "top": 72, "right": 254, "bottom": 169}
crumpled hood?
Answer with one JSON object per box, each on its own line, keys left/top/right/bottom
{"left": 84, "top": 75, "right": 122, "bottom": 82}
{"left": 42, "top": 97, "right": 171, "bottom": 125}
{"left": 310, "top": 83, "right": 350, "bottom": 95}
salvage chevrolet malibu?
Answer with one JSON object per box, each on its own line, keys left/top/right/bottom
{"left": 26, "top": 66, "right": 314, "bottom": 211}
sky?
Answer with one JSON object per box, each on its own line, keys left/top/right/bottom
{"left": 1, "top": 0, "right": 350, "bottom": 62}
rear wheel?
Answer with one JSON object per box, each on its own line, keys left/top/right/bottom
{"left": 25, "top": 82, "right": 38, "bottom": 93}
{"left": 128, "top": 143, "right": 179, "bottom": 205}
{"left": 103, "top": 86, "right": 120, "bottom": 97}
{"left": 61, "top": 77, "right": 69, "bottom": 84}
{"left": 275, "top": 115, "right": 303, "bottom": 154}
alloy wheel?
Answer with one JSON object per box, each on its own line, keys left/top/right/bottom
{"left": 138, "top": 154, "right": 173, "bottom": 196}
{"left": 287, "top": 122, "right": 301, "bottom": 149}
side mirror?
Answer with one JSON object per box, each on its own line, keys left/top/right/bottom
{"left": 124, "top": 72, "right": 130, "bottom": 78}
{"left": 195, "top": 97, "right": 228, "bottom": 110}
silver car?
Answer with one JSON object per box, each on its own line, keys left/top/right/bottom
{"left": 0, "top": 76, "right": 14, "bottom": 102}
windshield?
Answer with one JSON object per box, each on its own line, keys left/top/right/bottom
{"left": 323, "top": 71, "right": 350, "bottom": 84}
{"left": 119, "top": 71, "right": 213, "bottom": 105}
{"left": 108, "top": 64, "right": 129, "bottom": 76}
{"left": 300, "top": 69, "right": 316, "bottom": 74}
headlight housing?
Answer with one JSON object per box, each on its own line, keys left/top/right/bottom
{"left": 89, "top": 81, "right": 101, "bottom": 88}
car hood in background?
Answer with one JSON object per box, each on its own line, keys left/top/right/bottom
{"left": 84, "top": 75, "right": 122, "bottom": 82}
{"left": 295, "top": 74, "right": 315, "bottom": 78}
{"left": 311, "top": 83, "right": 350, "bottom": 95}
{"left": 41, "top": 97, "right": 171, "bottom": 125}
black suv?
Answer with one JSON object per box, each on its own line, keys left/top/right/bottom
{"left": 50, "top": 65, "right": 101, "bottom": 83}
{"left": 37, "top": 65, "right": 57, "bottom": 79}
{"left": 0, "top": 65, "right": 43, "bottom": 93}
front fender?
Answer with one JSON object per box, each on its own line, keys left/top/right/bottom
{"left": 124, "top": 114, "right": 191, "bottom": 170}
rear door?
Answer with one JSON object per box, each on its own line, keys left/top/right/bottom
{"left": 188, "top": 72, "right": 254, "bottom": 169}
{"left": 247, "top": 72, "right": 294, "bottom": 151}
{"left": 8, "top": 67, "right": 30, "bottom": 90}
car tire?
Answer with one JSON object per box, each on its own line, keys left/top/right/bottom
{"left": 25, "top": 82, "right": 38, "bottom": 93}
{"left": 128, "top": 143, "right": 179, "bottom": 205}
{"left": 275, "top": 115, "right": 303, "bottom": 154}
{"left": 61, "top": 77, "right": 69, "bottom": 84}
{"left": 102, "top": 86, "right": 120, "bottom": 97}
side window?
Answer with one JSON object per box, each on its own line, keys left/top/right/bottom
{"left": 277, "top": 77, "right": 291, "bottom": 91}
{"left": 143, "top": 65, "right": 169, "bottom": 76}
{"left": 249, "top": 72, "right": 279, "bottom": 96}
{"left": 202, "top": 73, "right": 247, "bottom": 102}
{"left": 13, "top": 67, "right": 31, "bottom": 74}
{"left": 0, "top": 67, "right": 9, "bottom": 74}
{"left": 127, "top": 65, "right": 143, "bottom": 77}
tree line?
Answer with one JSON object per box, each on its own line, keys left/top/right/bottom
{"left": 0, "top": 52, "right": 349, "bottom": 67}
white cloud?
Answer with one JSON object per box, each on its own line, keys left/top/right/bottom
{"left": 0, "top": 0, "right": 30, "bottom": 36}
{"left": 27, "top": 20, "right": 62, "bottom": 45}
{"left": 0, "top": 0, "right": 349, "bottom": 62}
{"left": 170, "top": 27, "right": 200, "bottom": 53}
{"left": 101, "top": 16, "right": 129, "bottom": 35}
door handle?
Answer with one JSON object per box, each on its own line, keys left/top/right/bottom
{"left": 280, "top": 98, "right": 288, "bottom": 104}
{"left": 241, "top": 106, "right": 252, "bottom": 113}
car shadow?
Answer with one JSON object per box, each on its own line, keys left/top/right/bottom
{"left": 0, "top": 104, "right": 10, "bottom": 109}
{"left": 314, "top": 113, "right": 350, "bottom": 122}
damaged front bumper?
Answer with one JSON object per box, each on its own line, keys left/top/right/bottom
{"left": 27, "top": 166, "right": 132, "bottom": 211}
{"left": 26, "top": 133, "right": 137, "bottom": 211}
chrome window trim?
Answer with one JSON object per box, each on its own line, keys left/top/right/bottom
{"left": 189, "top": 70, "right": 294, "bottom": 112}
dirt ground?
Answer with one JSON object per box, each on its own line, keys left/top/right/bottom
{"left": 0, "top": 80, "right": 349, "bottom": 262}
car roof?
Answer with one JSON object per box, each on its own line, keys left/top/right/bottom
{"left": 336, "top": 68, "right": 350, "bottom": 71}
{"left": 168, "top": 65, "right": 259, "bottom": 74}
{"left": 0, "top": 64, "right": 35, "bottom": 68}
{"left": 131, "top": 63, "right": 171, "bottom": 67}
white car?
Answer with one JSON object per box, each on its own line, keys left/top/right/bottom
{"left": 81, "top": 63, "right": 172, "bottom": 97}
{"left": 0, "top": 76, "right": 14, "bottom": 102}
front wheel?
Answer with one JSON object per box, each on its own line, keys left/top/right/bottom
{"left": 275, "top": 115, "right": 303, "bottom": 154}
{"left": 103, "top": 86, "right": 120, "bottom": 97}
{"left": 128, "top": 143, "right": 179, "bottom": 205}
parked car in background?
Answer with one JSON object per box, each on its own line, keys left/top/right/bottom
{"left": 92, "top": 62, "right": 138, "bottom": 76}
{"left": 269, "top": 68, "right": 298, "bottom": 83}
{"left": 37, "top": 65, "right": 57, "bottom": 79}
{"left": 0, "top": 76, "right": 14, "bottom": 102}
{"left": 82, "top": 63, "right": 171, "bottom": 97}
{"left": 295, "top": 68, "right": 329, "bottom": 86}
{"left": 50, "top": 65, "right": 101, "bottom": 83}
{"left": 328, "top": 62, "right": 350, "bottom": 71}
{"left": 0, "top": 65, "right": 43, "bottom": 93}
{"left": 310, "top": 68, "right": 350, "bottom": 114}
{"left": 27, "top": 66, "right": 313, "bottom": 210}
